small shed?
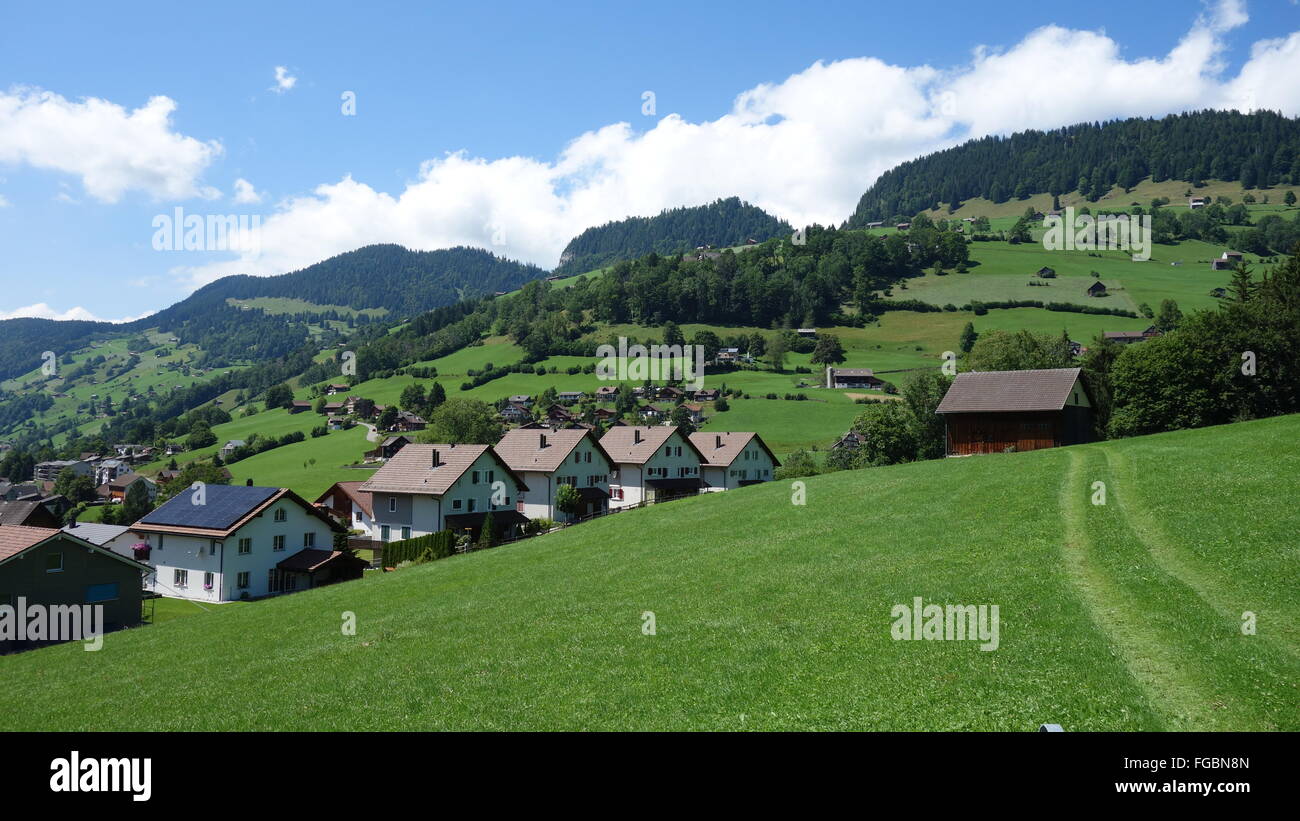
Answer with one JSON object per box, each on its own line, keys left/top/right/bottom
{"left": 936, "top": 368, "right": 1093, "bottom": 455}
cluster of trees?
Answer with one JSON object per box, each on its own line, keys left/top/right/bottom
{"left": 1105, "top": 256, "right": 1300, "bottom": 436}
{"left": 1230, "top": 210, "right": 1300, "bottom": 256}
{"left": 554, "top": 197, "right": 792, "bottom": 277}
{"left": 849, "top": 110, "right": 1300, "bottom": 223}
{"left": 399, "top": 381, "right": 446, "bottom": 419}
{"left": 416, "top": 398, "right": 504, "bottom": 445}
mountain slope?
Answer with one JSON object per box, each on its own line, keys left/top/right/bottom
{"left": 152, "top": 244, "right": 546, "bottom": 324}
{"left": 554, "top": 197, "right": 791, "bottom": 276}
{"left": 0, "top": 244, "right": 546, "bottom": 382}
{"left": 2, "top": 414, "right": 1295, "bottom": 731}
{"left": 847, "top": 109, "right": 1300, "bottom": 225}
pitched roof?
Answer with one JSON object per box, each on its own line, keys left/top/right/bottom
{"left": 936, "top": 368, "right": 1084, "bottom": 414}
{"left": 107, "top": 472, "right": 153, "bottom": 490}
{"left": 314, "top": 481, "right": 375, "bottom": 518}
{"left": 830, "top": 368, "right": 876, "bottom": 378}
{"left": 62, "top": 522, "right": 131, "bottom": 546}
{"left": 0, "top": 500, "right": 57, "bottom": 527}
{"left": 688, "top": 432, "right": 782, "bottom": 467}
{"left": 494, "top": 428, "right": 612, "bottom": 474}
{"left": 600, "top": 426, "right": 704, "bottom": 465}
{"left": 0, "top": 525, "right": 60, "bottom": 561}
{"left": 276, "top": 547, "right": 356, "bottom": 573}
{"left": 358, "top": 444, "right": 527, "bottom": 496}
{"left": 0, "top": 525, "right": 150, "bottom": 572}
{"left": 132, "top": 486, "right": 344, "bottom": 538}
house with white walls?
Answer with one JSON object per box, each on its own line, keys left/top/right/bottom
{"left": 313, "top": 481, "right": 376, "bottom": 533}
{"left": 128, "top": 485, "right": 349, "bottom": 602}
{"left": 358, "top": 444, "right": 529, "bottom": 542}
{"left": 494, "top": 428, "right": 613, "bottom": 522}
{"left": 688, "top": 432, "right": 780, "bottom": 491}
{"left": 600, "top": 425, "right": 704, "bottom": 509}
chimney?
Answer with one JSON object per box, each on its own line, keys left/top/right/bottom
{"left": 715, "top": 434, "right": 722, "bottom": 449}
{"left": 539, "top": 433, "right": 547, "bottom": 448}
{"left": 245, "top": 478, "right": 253, "bottom": 487}
{"left": 431, "top": 449, "right": 440, "bottom": 468}
{"left": 634, "top": 429, "right": 642, "bottom": 444}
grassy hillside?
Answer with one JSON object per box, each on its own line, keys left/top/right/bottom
{"left": 919, "top": 178, "right": 1298, "bottom": 222}
{"left": 4, "top": 414, "right": 1295, "bottom": 731}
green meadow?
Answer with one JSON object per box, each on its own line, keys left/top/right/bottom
{"left": 4, "top": 414, "right": 1295, "bottom": 731}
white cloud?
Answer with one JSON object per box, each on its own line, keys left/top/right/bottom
{"left": 0, "top": 193, "right": 9, "bottom": 207}
{"left": 232, "top": 177, "right": 262, "bottom": 204}
{"left": 0, "top": 87, "right": 221, "bottom": 203}
{"left": 160, "top": 2, "right": 1296, "bottom": 286}
{"left": 0, "top": 302, "right": 147, "bottom": 323}
{"left": 270, "top": 66, "right": 297, "bottom": 94}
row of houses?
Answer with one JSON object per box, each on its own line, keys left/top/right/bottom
{"left": 324, "top": 425, "right": 779, "bottom": 555}
{"left": 0, "top": 422, "right": 783, "bottom": 617}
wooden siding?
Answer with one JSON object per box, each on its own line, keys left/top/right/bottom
{"left": 945, "top": 411, "right": 1064, "bottom": 455}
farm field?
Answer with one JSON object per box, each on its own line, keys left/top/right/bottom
{"left": 917, "top": 178, "right": 1300, "bottom": 222}
{"left": 3, "top": 413, "right": 1294, "bottom": 731}
{"left": 893, "top": 238, "right": 1243, "bottom": 316}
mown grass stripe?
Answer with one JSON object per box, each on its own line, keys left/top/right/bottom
{"left": 1101, "top": 446, "right": 1300, "bottom": 656}
{"left": 1059, "top": 449, "right": 1243, "bottom": 730}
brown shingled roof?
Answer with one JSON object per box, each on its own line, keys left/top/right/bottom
{"left": 0, "top": 525, "right": 61, "bottom": 561}
{"left": 0, "top": 525, "right": 151, "bottom": 572}
{"left": 600, "top": 426, "right": 705, "bottom": 465}
{"left": 688, "top": 432, "right": 782, "bottom": 468}
{"left": 313, "top": 481, "right": 374, "bottom": 518}
{"left": 936, "top": 368, "right": 1084, "bottom": 414}
{"left": 494, "top": 428, "right": 613, "bottom": 474}
{"left": 358, "top": 444, "right": 528, "bottom": 495}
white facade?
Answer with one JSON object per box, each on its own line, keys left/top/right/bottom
{"left": 516, "top": 439, "right": 611, "bottom": 522}
{"left": 368, "top": 450, "right": 520, "bottom": 542}
{"left": 608, "top": 430, "right": 700, "bottom": 509}
{"left": 700, "top": 446, "right": 777, "bottom": 492}
{"left": 132, "top": 499, "right": 337, "bottom": 602}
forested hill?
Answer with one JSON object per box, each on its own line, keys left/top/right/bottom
{"left": 554, "top": 197, "right": 791, "bottom": 276}
{"left": 0, "top": 244, "right": 546, "bottom": 381}
{"left": 847, "top": 110, "right": 1300, "bottom": 225}
{"left": 158, "top": 244, "right": 546, "bottom": 320}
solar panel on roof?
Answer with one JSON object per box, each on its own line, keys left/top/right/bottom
{"left": 139, "top": 485, "right": 278, "bottom": 530}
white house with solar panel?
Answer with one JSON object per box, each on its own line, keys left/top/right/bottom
{"left": 128, "top": 485, "right": 351, "bottom": 602}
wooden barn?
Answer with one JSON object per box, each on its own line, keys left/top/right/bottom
{"left": 936, "top": 368, "right": 1093, "bottom": 456}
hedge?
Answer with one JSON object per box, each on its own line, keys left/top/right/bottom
{"left": 383, "top": 530, "right": 456, "bottom": 566}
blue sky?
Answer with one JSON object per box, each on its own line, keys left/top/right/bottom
{"left": 1, "top": 0, "right": 1298, "bottom": 321}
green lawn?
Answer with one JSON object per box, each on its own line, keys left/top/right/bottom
{"left": 224, "top": 425, "right": 376, "bottom": 500}
{"left": 144, "top": 597, "right": 248, "bottom": 625}
{"left": 3, "top": 413, "right": 1295, "bottom": 731}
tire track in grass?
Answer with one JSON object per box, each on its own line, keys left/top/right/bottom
{"left": 1103, "top": 446, "right": 1300, "bottom": 656}
{"left": 1059, "top": 448, "right": 1244, "bottom": 730}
